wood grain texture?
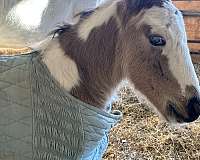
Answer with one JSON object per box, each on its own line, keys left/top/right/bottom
{"left": 184, "top": 17, "right": 200, "bottom": 40}
{"left": 173, "top": 0, "right": 200, "bottom": 52}
{"left": 173, "top": 1, "right": 200, "bottom": 11}
{"left": 191, "top": 53, "right": 200, "bottom": 63}
{"left": 189, "top": 43, "right": 200, "bottom": 53}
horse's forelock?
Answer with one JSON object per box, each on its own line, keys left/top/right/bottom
{"left": 126, "top": 0, "right": 170, "bottom": 14}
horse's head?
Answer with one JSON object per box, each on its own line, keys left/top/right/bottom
{"left": 46, "top": 0, "right": 200, "bottom": 123}
{"left": 118, "top": 0, "right": 200, "bottom": 123}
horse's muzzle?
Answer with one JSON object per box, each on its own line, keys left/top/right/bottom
{"left": 168, "top": 97, "right": 200, "bottom": 123}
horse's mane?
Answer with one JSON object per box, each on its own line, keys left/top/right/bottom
{"left": 75, "top": 9, "right": 95, "bottom": 19}
{"left": 50, "top": 8, "right": 96, "bottom": 38}
{"left": 50, "top": 24, "right": 72, "bottom": 38}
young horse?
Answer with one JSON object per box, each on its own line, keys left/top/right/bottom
{"left": 44, "top": 0, "right": 200, "bottom": 123}
{"left": 1, "top": 0, "right": 200, "bottom": 159}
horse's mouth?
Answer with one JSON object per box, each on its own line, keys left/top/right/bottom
{"left": 167, "top": 102, "right": 200, "bottom": 123}
{"left": 167, "top": 103, "right": 185, "bottom": 123}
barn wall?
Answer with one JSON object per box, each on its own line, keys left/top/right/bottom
{"left": 0, "top": 0, "right": 20, "bottom": 21}
{"left": 0, "top": 0, "right": 101, "bottom": 47}
{"left": 173, "top": 0, "right": 200, "bottom": 53}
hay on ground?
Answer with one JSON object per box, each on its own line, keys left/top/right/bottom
{"left": 103, "top": 64, "right": 200, "bottom": 160}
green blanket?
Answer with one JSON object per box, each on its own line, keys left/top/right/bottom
{"left": 0, "top": 52, "right": 122, "bottom": 160}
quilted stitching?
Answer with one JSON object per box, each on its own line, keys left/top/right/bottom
{"left": 0, "top": 53, "right": 122, "bottom": 160}
{"left": 0, "top": 55, "right": 32, "bottom": 160}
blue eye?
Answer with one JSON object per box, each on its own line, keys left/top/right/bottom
{"left": 149, "top": 35, "right": 166, "bottom": 46}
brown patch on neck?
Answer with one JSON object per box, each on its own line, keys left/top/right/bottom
{"left": 57, "top": 17, "right": 123, "bottom": 109}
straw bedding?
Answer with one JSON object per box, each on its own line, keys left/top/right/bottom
{"left": 103, "top": 64, "right": 200, "bottom": 160}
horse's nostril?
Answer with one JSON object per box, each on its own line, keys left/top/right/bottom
{"left": 185, "top": 97, "right": 200, "bottom": 122}
{"left": 167, "top": 98, "right": 200, "bottom": 123}
{"left": 168, "top": 102, "right": 184, "bottom": 123}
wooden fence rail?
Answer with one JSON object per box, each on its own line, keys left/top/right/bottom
{"left": 173, "top": 0, "right": 200, "bottom": 63}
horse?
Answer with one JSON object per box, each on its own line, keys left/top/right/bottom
{"left": 0, "top": 0, "right": 200, "bottom": 159}
{"left": 43, "top": 0, "right": 200, "bottom": 123}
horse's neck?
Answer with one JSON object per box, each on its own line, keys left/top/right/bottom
{"left": 56, "top": 18, "right": 122, "bottom": 110}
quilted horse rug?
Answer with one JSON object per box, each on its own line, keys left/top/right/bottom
{"left": 0, "top": 52, "right": 122, "bottom": 160}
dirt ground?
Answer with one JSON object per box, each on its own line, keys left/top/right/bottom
{"left": 103, "top": 64, "right": 200, "bottom": 160}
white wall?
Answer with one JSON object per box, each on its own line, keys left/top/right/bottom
{"left": 0, "top": 0, "right": 106, "bottom": 47}
{"left": 3, "top": 0, "right": 104, "bottom": 33}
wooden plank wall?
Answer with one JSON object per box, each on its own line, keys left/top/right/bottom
{"left": 173, "top": 0, "right": 200, "bottom": 53}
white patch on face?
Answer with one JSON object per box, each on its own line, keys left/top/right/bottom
{"left": 78, "top": 0, "right": 119, "bottom": 41}
{"left": 42, "top": 39, "right": 80, "bottom": 91}
{"left": 140, "top": 3, "right": 200, "bottom": 95}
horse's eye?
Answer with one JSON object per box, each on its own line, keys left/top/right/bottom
{"left": 149, "top": 35, "right": 166, "bottom": 46}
